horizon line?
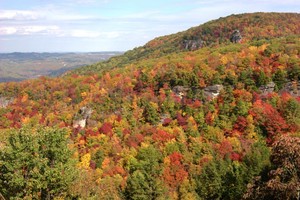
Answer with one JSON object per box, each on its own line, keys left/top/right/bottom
{"left": 0, "top": 51, "right": 125, "bottom": 54}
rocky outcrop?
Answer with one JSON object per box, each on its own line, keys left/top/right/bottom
{"left": 172, "top": 85, "right": 223, "bottom": 101}
{"left": 0, "top": 97, "right": 14, "bottom": 108}
{"left": 259, "top": 82, "right": 276, "bottom": 95}
{"left": 203, "top": 84, "right": 224, "bottom": 99}
{"left": 73, "top": 106, "right": 93, "bottom": 128}
{"left": 230, "top": 30, "right": 242, "bottom": 43}
{"left": 183, "top": 39, "right": 204, "bottom": 50}
{"left": 73, "top": 119, "right": 86, "bottom": 128}
{"left": 280, "top": 81, "right": 300, "bottom": 97}
{"left": 172, "top": 86, "right": 189, "bottom": 99}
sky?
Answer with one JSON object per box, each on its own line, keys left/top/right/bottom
{"left": 0, "top": 0, "right": 299, "bottom": 52}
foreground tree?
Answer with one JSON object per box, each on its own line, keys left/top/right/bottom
{"left": 244, "top": 135, "right": 300, "bottom": 200}
{"left": 0, "top": 126, "right": 77, "bottom": 199}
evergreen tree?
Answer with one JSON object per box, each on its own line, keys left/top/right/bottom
{"left": 0, "top": 126, "right": 77, "bottom": 199}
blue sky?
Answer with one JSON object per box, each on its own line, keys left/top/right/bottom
{"left": 0, "top": 0, "right": 299, "bottom": 52}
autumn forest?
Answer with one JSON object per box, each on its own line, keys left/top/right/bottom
{"left": 0, "top": 12, "right": 300, "bottom": 200}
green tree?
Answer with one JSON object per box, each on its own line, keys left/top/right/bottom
{"left": 0, "top": 126, "right": 77, "bottom": 199}
{"left": 125, "top": 145, "right": 165, "bottom": 200}
{"left": 234, "top": 100, "right": 251, "bottom": 117}
{"left": 254, "top": 71, "right": 270, "bottom": 88}
{"left": 194, "top": 157, "right": 229, "bottom": 200}
{"left": 141, "top": 100, "right": 160, "bottom": 125}
{"left": 194, "top": 140, "right": 270, "bottom": 200}
{"left": 288, "top": 64, "right": 300, "bottom": 81}
{"left": 283, "top": 98, "right": 300, "bottom": 128}
{"left": 238, "top": 69, "right": 256, "bottom": 90}
{"left": 272, "top": 69, "right": 287, "bottom": 90}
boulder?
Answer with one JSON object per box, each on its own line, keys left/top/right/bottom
{"left": 203, "top": 84, "right": 224, "bottom": 99}
{"left": 73, "top": 106, "right": 93, "bottom": 128}
{"left": 172, "top": 86, "right": 189, "bottom": 99}
{"left": 259, "top": 82, "right": 276, "bottom": 95}
{"left": 280, "top": 81, "right": 300, "bottom": 97}
{"left": 230, "top": 30, "right": 242, "bottom": 43}
{"left": 183, "top": 39, "right": 204, "bottom": 50}
{"left": 73, "top": 119, "right": 86, "bottom": 129}
{"left": 0, "top": 97, "right": 14, "bottom": 108}
{"left": 79, "top": 106, "right": 93, "bottom": 119}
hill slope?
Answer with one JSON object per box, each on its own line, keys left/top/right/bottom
{"left": 74, "top": 12, "right": 300, "bottom": 75}
{"left": 0, "top": 12, "right": 300, "bottom": 199}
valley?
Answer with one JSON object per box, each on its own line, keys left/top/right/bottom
{"left": 0, "top": 52, "right": 123, "bottom": 82}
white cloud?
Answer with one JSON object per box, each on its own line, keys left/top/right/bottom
{"left": 47, "top": 12, "right": 96, "bottom": 21}
{"left": 73, "top": 0, "right": 96, "bottom": 4}
{"left": 0, "top": 8, "right": 97, "bottom": 22}
{"left": 0, "top": 26, "right": 61, "bottom": 36}
{"left": 0, "top": 27, "right": 17, "bottom": 35}
{"left": 183, "top": 0, "right": 300, "bottom": 5}
{"left": 70, "top": 30, "right": 101, "bottom": 38}
{"left": 20, "top": 26, "right": 61, "bottom": 35}
{"left": 105, "top": 31, "right": 121, "bottom": 39}
{"left": 249, "top": 0, "right": 300, "bottom": 4}
{"left": 0, "top": 10, "right": 42, "bottom": 20}
{"left": 67, "top": 0, "right": 110, "bottom": 5}
{"left": 70, "top": 29, "right": 120, "bottom": 39}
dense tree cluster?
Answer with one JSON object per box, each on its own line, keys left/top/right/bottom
{"left": 0, "top": 12, "right": 299, "bottom": 199}
{"left": 0, "top": 126, "right": 77, "bottom": 199}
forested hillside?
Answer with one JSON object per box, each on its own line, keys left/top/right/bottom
{"left": 74, "top": 12, "right": 300, "bottom": 75}
{"left": 0, "top": 12, "right": 299, "bottom": 199}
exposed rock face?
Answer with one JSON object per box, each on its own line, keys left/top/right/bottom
{"left": 73, "top": 119, "right": 86, "bottom": 128}
{"left": 230, "top": 30, "right": 242, "bottom": 43}
{"left": 0, "top": 97, "right": 14, "bottom": 108}
{"left": 172, "top": 86, "right": 190, "bottom": 99}
{"left": 280, "top": 81, "right": 300, "bottom": 97}
{"left": 183, "top": 39, "right": 204, "bottom": 50}
{"left": 203, "top": 84, "right": 224, "bottom": 99}
{"left": 73, "top": 106, "right": 93, "bottom": 128}
{"left": 259, "top": 82, "right": 276, "bottom": 95}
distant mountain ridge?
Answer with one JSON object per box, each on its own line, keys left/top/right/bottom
{"left": 74, "top": 12, "right": 300, "bottom": 74}
{"left": 0, "top": 52, "right": 123, "bottom": 82}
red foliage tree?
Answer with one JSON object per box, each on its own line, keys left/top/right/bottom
{"left": 152, "top": 129, "right": 175, "bottom": 143}
{"left": 126, "top": 133, "right": 144, "bottom": 148}
{"left": 163, "top": 152, "right": 188, "bottom": 189}
{"left": 250, "top": 100, "right": 288, "bottom": 144}
{"left": 234, "top": 116, "right": 248, "bottom": 133}
{"left": 99, "top": 122, "right": 113, "bottom": 137}
{"left": 216, "top": 140, "right": 233, "bottom": 159}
